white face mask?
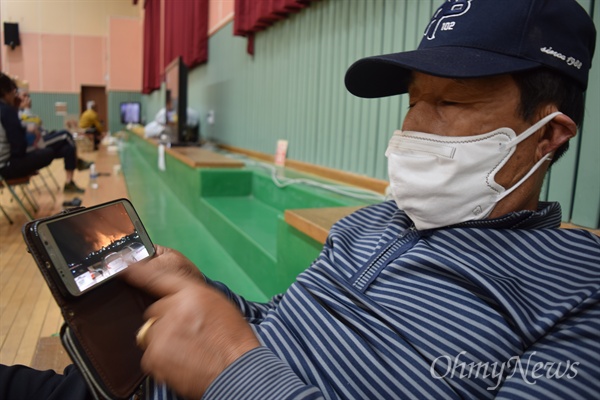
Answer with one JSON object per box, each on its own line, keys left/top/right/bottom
{"left": 385, "top": 112, "right": 562, "bottom": 230}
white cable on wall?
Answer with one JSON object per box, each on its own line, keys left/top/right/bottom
{"left": 216, "top": 150, "right": 387, "bottom": 203}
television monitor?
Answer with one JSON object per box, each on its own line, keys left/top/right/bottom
{"left": 119, "top": 102, "right": 141, "bottom": 124}
{"left": 164, "top": 56, "right": 199, "bottom": 145}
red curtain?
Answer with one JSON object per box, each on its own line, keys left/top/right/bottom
{"left": 164, "top": 0, "right": 209, "bottom": 69}
{"left": 142, "top": 0, "right": 161, "bottom": 94}
{"left": 234, "top": 0, "right": 317, "bottom": 55}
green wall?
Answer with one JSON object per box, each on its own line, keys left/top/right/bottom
{"left": 570, "top": 0, "right": 600, "bottom": 228}
{"left": 28, "top": 90, "right": 142, "bottom": 136}
{"left": 152, "top": 0, "right": 598, "bottom": 229}
{"left": 184, "top": 0, "right": 433, "bottom": 181}
{"left": 28, "top": 93, "right": 79, "bottom": 132}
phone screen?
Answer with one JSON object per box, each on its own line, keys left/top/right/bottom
{"left": 39, "top": 200, "right": 153, "bottom": 295}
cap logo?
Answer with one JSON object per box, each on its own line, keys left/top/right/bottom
{"left": 540, "top": 47, "right": 583, "bottom": 70}
{"left": 424, "top": 0, "right": 472, "bottom": 40}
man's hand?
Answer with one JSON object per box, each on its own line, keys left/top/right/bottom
{"left": 121, "top": 246, "right": 261, "bottom": 399}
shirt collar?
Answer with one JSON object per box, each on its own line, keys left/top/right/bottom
{"left": 453, "top": 201, "right": 562, "bottom": 230}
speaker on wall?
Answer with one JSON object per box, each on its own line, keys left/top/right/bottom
{"left": 4, "top": 22, "right": 20, "bottom": 50}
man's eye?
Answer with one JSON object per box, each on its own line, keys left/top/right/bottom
{"left": 440, "top": 101, "right": 459, "bottom": 106}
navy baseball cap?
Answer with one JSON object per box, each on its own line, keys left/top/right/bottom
{"left": 345, "top": 0, "right": 597, "bottom": 98}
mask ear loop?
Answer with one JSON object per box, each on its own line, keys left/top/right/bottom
{"left": 497, "top": 153, "right": 552, "bottom": 200}
{"left": 496, "top": 112, "right": 562, "bottom": 200}
{"left": 503, "top": 111, "right": 563, "bottom": 150}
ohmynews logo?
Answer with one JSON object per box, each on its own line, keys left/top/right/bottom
{"left": 430, "top": 351, "right": 580, "bottom": 390}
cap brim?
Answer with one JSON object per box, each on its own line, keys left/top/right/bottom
{"left": 345, "top": 47, "right": 543, "bottom": 98}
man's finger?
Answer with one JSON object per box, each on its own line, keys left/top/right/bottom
{"left": 121, "top": 256, "right": 192, "bottom": 298}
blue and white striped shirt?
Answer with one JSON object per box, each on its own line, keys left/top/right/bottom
{"left": 146, "top": 201, "right": 600, "bottom": 399}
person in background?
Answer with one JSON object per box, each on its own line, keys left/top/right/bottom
{"left": 78, "top": 100, "right": 104, "bottom": 151}
{"left": 0, "top": 73, "right": 86, "bottom": 193}
{"left": 0, "top": 1, "right": 599, "bottom": 399}
{"left": 143, "top": 106, "right": 200, "bottom": 139}
{"left": 19, "top": 90, "right": 92, "bottom": 170}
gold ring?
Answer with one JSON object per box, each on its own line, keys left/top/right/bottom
{"left": 136, "top": 317, "right": 158, "bottom": 349}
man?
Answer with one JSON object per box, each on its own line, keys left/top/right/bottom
{"left": 79, "top": 100, "right": 104, "bottom": 151}
{"left": 1, "top": 0, "right": 598, "bottom": 399}
{"left": 18, "top": 90, "right": 93, "bottom": 178}
{"left": 0, "top": 73, "right": 87, "bottom": 193}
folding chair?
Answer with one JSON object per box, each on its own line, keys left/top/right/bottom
{"left": 0, "top": 173, "right": 37, "bottom": 224}
{"left": 31, "top": 170, "right": 57, "bottom": 203}
{"left": 41, "top": 166, "right": 60, "bottom": 191}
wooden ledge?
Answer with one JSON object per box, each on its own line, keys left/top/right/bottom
{"left": 284, "top": 207, "right": 364, "bottom": 244}
{"left": 167, "top": 147, "right": 244, "bottom": 168}
{"left": 219, "top": 144, "right": 388, "bottom": 194}
{"left": 560, "top": 222, "right": 600, "bottom": 235}
{"left": 126, "top": 129, "right": 244, "bottom": 169}
{"left": 285, "top": 208, "right": 600, "bottom": 245}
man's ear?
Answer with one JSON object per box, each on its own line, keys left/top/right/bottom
{"left": 537, "top": 112, "right": 577, "bottom": 159}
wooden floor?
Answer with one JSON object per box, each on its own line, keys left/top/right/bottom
{"left": 0, "top": 144, "right": 128, "bottom": 368}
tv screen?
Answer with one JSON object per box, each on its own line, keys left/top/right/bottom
{"left": 120, "top": 102, "right": 141, "bottom": 124}
{"left": 164, "top": 56, "right": 198, "bottom": 145}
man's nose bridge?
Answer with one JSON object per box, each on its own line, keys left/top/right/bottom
{"left": 402, "top": 102, "right": 436, "bottom": 132}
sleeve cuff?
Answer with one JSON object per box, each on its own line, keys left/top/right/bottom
{"left": 203, "top": 347, "right": 323, "bottom": 400}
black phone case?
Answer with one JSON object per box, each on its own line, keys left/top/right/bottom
{"left": 22, "top": 204, "right": 155, "bottom": 400}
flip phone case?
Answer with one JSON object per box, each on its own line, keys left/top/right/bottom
{"left": 22, "top": 207, "right": 155, "bottom": 400}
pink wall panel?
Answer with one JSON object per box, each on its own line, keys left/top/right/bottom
{"left": 108, "top": 18, "right": 142, "bottom": 91}
{"left": 2, "top": 33, "right": 106, "bottom": 92}
{"left": 40, "top": 34, "right": 73, "bottom": 92}
{"left": 2, "top": 38, "right": 25, "bottom": 84}
{"left": 20, "top": 34, "right": 42, "bottom": 91}
{"left": 208, "top": 0, "right": 234, "bottom": 33}
{"left": 1, "top": 33, "right": 41, "bottom": 90}
{"left": 2, "top": 3, "right": 231, "bottom": 93}
{"left": 221, "top": 0, "right": 234, "bottom": 19}
{"left": 73, "top": 36, "right": 106, "bottom": 87}
{"left": 209, "top": 0, "right": 220, "bottom": 31}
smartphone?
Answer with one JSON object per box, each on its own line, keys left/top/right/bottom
{"left": 34, "top": 199, "right": 155, "bottom": 296}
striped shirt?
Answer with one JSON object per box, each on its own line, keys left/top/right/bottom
{"left": 144, "top": 201, "right": 600, "bottom": 399}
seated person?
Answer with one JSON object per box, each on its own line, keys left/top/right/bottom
{"left": 0, "top": 1, "right": 598, "bottom": 399}
{"left": 144, "top": 106, "right": 200, "bottom": 139}
{"left": 0, "top": 73, "right": 86, "bottom": 193}
{"left": 78, "top": 100, "right": 104, "bottom": 151}
{"left": 19, "top": 90, "right": 92, "bottom": 170}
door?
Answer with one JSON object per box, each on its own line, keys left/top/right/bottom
{"left": 80, "top": 86, "right": 107, "bottom": 132}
